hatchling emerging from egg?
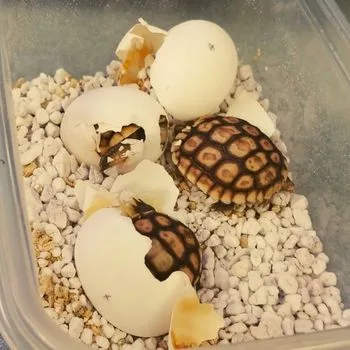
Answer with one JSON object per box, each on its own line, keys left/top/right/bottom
{"left": 171, "top": 115, "right": 294, "bottom": 206}
{"left": 121, "top": 198, "right": 202, "bottom": 286}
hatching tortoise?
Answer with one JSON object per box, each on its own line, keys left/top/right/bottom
{"left": 97, "top": 114, "right": 169, "bottom": 173}
{"left": 121, "top": 198, "right": 202, "bottom": 286}
{"left": 171, "top": 115, "right": 294, "bottom": 206}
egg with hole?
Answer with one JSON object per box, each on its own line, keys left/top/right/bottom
{"left": 60, "top": 86, "right": 169, "bottom": 175}
{"left": 150, "top": 20, "right": 238, "bottom": 121}
{"left": 74, "top": 206, "right": 199, "bottom": 337}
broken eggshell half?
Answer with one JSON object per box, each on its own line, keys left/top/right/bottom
{"left": 116, "top": 17, "right": 167, "bottom": 85}
{"left": 74, "top": 206, "right": 197, "bottom": 337}
{"left": 226, "top": 89, "right": 276, "bottom": 137}
{"left": 60, "top": 86, "right": 169, "bottom": 176}
{"left": 74, "top": 160, "right": 179, "bottom": 219}
{"left": 168, "top": 294, "right": 224, "bottom": 350}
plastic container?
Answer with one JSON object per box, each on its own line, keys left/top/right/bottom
{"left": 1, "top": 0, "right": 350, "bottom": 349}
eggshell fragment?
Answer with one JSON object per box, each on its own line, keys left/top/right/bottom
{"left": 226, "top": 89, "right": 276, "bottom": 137}
{"left": 60, "top": 86, "right": 166, "bottom": 174}
{"left": 74, "top": 180, "right": 120, "bottom": 219}
{"left": 168, "top": 294, "right": 224, "bottom": 350}
{"left": 150, "top": 20, "right": 238, "bottom": 121}
{"left": 116, "top": 18, "right": 167, "bottom": 85}
{"left": 75, "top": 207, "right": 196, "bottom": 337}
{"left": 110, "top": 160, "right": 179, "bottom": 216}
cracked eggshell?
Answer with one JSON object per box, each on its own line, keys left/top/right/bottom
{"left": 75, "top": 207, "right": 195, "bottom": 337}
{"left": 116, "top": 18, "right": 167, "bottom": 85}
{"left": 150, "top": 20, "right": 238, "bottom": 121}
{"left": 60, "top": 86, "right": 166, "bottom": 171}
{"left": 110, "top": 159, "right": 179, "bottom": 216}
{"left": 226, "top": 89, "right": 276, "bottom": 137}
{"left": 168, "top": 294, "right": 224, "bottom": 350}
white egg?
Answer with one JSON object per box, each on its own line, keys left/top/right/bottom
{"left": 150, "top": 20, "right": 238, "bottom": 121}
{"left": 75, "top": 207, "right": 196, "bottom": 337}
{"left": 60, "top": 86, "right": 167, "bottom": 174}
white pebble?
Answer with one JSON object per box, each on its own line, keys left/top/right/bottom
{"left": 111, "top": 329, "right": 127, "bottom": 343}
{"left": 200, "top": 269, "right": 215, "bottom": 288}
{"left": 46, "top": 200, "right": 68, "bottom": 230}
{"left": 223, "top": 234, "right": 239, "bottom": 248}
{"left": 250, "top": 249, "right": 262, "bottom": 267}
{"left": 298, "top": 235, "right": 315, "bottom": 250}
{"left": 203, "top": 217, "right": 220, "bottom": 231}
{"left": 343, "top": 309, "right": 350, "bottom": 320}
{"left": 95, "top": 335, "right": 110, "bottom": 349}
{"left": 282, "top": 317, "right": 294, "bottom": 336}
{"left": 206, "top": 234, "right": 221, "bottom": 247}
{"left": 249, "top": 286, "right": 267, "bottom": 305}
{"left": 284, "top": 234, "right": 299, "bottom": 249}
{"left": 311, "top": 258, "right": 327, "bottom": 276}
{"left": 248, "top": 271, "right": 263, "bottom": 292}
{"left": 319, "top": 272, "right": 337, "bottom": 286}
{"left": 21, "top": 142, "right": 43, "bottom": 165}
{"left": 303, "top": 303, "right": 318, "bottom": 317}
{"left": 52, "top": 148, "right": 71, "bottom": 178}
{"left": 80, "top": 328, "right": 93, "bottom": 345}
{"left": 61, "top": 263, "right": 76, "bottom": 278}
{"left": 52, "top": 177, "right": 66, "bottom": 192}
{"left": 295, "top": 248, "right": 314, "bottom": 268}
{"left": 228, "top": 322, "right": 248, "bottom": 334}
{"left": 277, "top": 273, "right": 298, "bottom": 294}
{"left": 102, "top": 324, "right": 115, "bottom": 339}
{"left": 231, "top": 259, "right": 252, "bottom": 278}
{"left": 226, "top": 302, "right": 245, "bottom": 316}
{"left": 239, "top": 282, "right": 250, "bottom": 303}
{"left": 68, "top": 317, "right": 84, "bottom": 338}
{"left": 250, "top": 312, "right": 283, "bottom": 339}
{"left": 294, "top": 319, "right": 313, "bottom": 333}
{"left": 35, "top": 107, "right": 50, "bottom": 125}
{"left": 214, "top": 267, "right": 230, "bottom": 290}
{"left": 308, "top": 279, "right": 324, "bottom": 296}
{"left": 50, "top": 111, "right": 63, "bottom": 125}
{"left": 285, "top": 294, "right": 302, "bottom": 313}
{"left": 45, "top": 122, "right": 60, "bottom": 137}
{"left": 314, "top": 319, "right": 324, "bottom": 331}
{"left": 290, "top": 194, "right": 308, "bottom": 209}
{"left": 258, "top": 262, "right": 271, "bottom": 276}
{"left": 202, "top": 248, "right": 215, "bottom": 270}
{"left": 292, "top": 209, "right": 312, "bottom": 229}
{"left": 242, "top": 218, "right": 261, "bottom": 235}
{"left": 238, "top": 64, "right": 253, "bottom": 80}
{"left": 144, "top": 338, "right": 157, "bottom": 350}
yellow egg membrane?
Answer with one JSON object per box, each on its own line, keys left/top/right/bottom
{"left": 116, "top": 19, "right": 166, "bottom": 85}
{"left": 169, "top": 294, "right": 224, "bottom": 350}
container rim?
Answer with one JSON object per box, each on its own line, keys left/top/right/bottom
{"left": 0, "top": 1, "right": 350, "bottom": 349}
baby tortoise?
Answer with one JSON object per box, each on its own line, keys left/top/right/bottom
{"left": 171, "top": 115, "right": 294, "bottom": 206}
{"left": 97, "top": 114, "right": 169, "bottom": 173}
{"left": 121, "top": 198, "right": 202, "bottom": 286}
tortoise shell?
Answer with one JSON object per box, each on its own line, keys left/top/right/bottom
{"left": 124, "top": 199, "right": 202, "bottom": 286}
{"left": 171, "top": 115, "right": 291, "bottom": 205}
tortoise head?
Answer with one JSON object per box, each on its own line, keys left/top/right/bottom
{"left": 120, "top": 197, "right": 156, "bottom": 219}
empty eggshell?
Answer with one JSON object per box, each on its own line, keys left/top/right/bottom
{"left": 116, "top": 18, "right": 167, "bottom": 85}
{"left": 60, "top": 86, "right": 167, "bottom": 174}
{"left": 226, "top": 89, "right": 276, "bottom": 137}
{"left": 168, "top": 294, "right": 224, "bottom": 350}
{"left": 150, "top": 20, "right": 238, "bottom": 121}
{"left": 75, "top": 207, "right": 196, "bottom": 337}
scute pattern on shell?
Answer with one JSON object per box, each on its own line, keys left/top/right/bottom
{"left": 171, "top": 115, "right": 289, "bottom": 205}
{"left": 131, "top": 207, "right": 202, "bottom": 286}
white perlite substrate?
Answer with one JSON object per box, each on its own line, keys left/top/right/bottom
{"left": 14, "top": 60, "right": 350, "bottom": 350}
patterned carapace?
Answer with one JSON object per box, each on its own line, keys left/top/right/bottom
{"left": 171, "top": 115, "right": 292, "bottom": 205}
